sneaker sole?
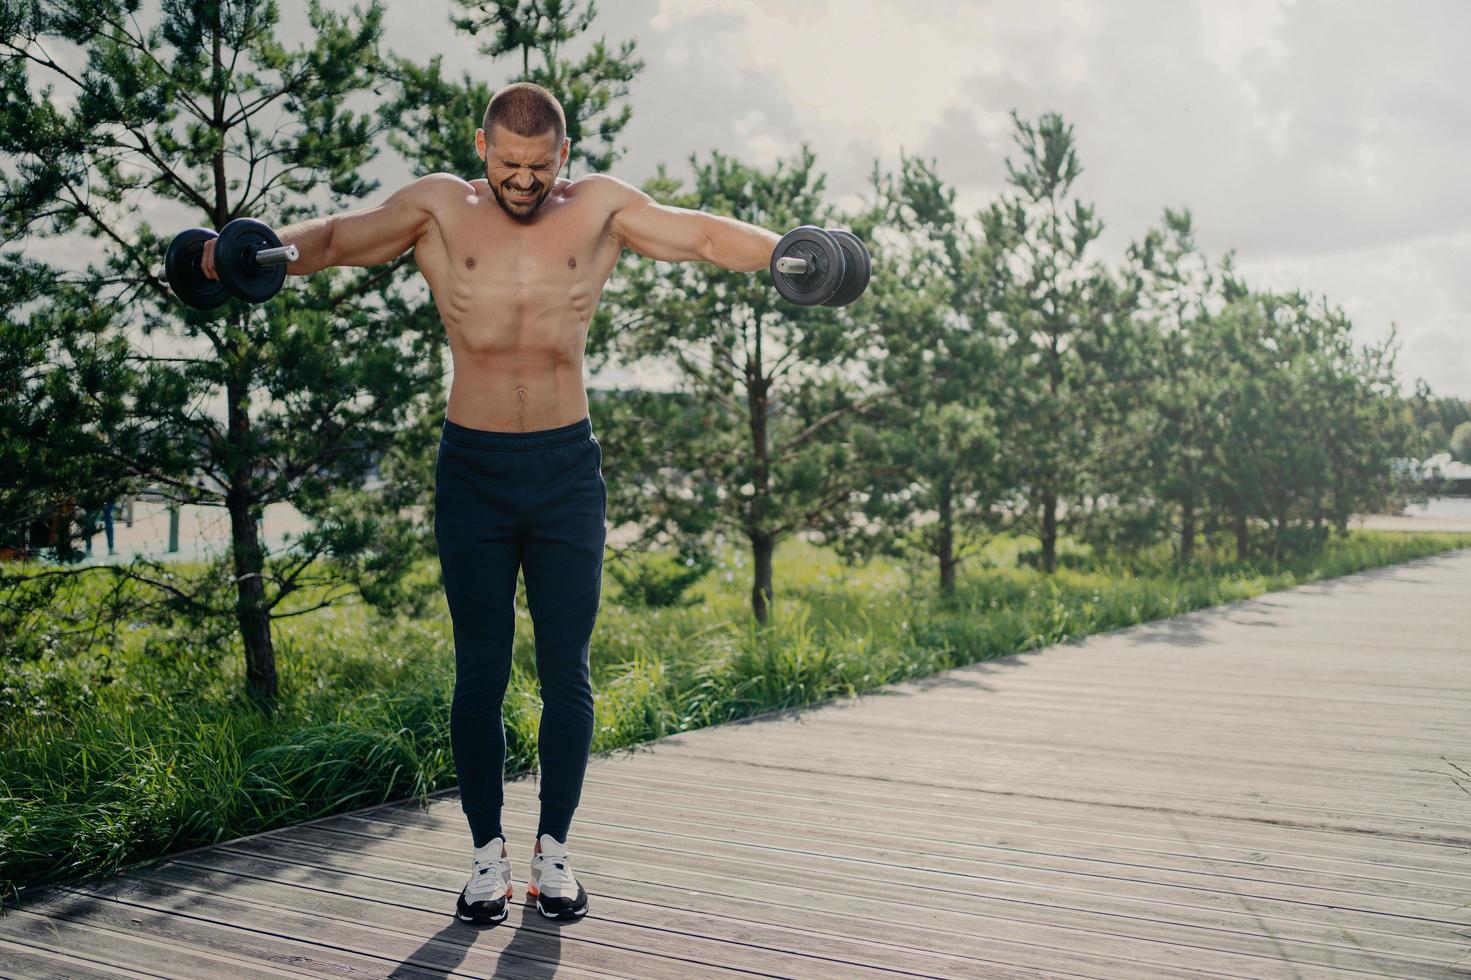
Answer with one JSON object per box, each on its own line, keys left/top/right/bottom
{"left": 528, "top": 883, "right": 589, "bottom": 920}
{"left": 535, "top": 899, "right": 588, "bottom": 920}
{"left": 455, "top": 888, "right": 512, "bottom": 924}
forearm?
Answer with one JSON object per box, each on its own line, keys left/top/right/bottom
{"left": 700, "top": 213, "right": 782, "bottom": 272}
{"left": 275, "top": 215, "right": 336, "bottom": 275}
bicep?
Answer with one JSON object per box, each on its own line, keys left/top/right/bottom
{"left": 325, "top": 176, "right": 445, "bottom": 267}
{"left": 608, "top": 187, "right": 712, "bottom": 263}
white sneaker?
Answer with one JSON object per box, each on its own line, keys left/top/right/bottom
{"left": 528, "top": 833, "right": 589, "bottom": 919}
{"left": 455, "top": 835, "right": 512, "bottom": 923}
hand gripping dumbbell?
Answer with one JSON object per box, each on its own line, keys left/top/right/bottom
{"left": 769, "top": 225, "right": 871, "bottom": 307}
{"left": 161, "top": 218, "right": 298, "bottom": 310}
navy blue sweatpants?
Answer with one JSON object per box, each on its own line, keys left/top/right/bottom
{"left": 434, "top": 415, "right": 606, "bottom": 845}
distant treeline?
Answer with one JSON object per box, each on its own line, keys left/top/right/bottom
{"left": 1409, "top": 395, "right": 1471, "bottom": 460}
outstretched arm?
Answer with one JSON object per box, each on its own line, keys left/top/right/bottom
{"left": 600, "top": 174, "right": 781, "bottom": 272}
{"left": 201, "top": 173, "right": 458, "bottom": 278}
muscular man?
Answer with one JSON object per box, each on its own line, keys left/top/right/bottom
{"left": 200, "top": 82, "right": 782, "bottom": 924}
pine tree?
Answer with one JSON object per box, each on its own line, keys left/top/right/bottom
{"left": 2, "top": 0, "right": 440, "bottom": 710}
{"left": 601, "top": 148, "right": 875, "bottom": 623}
{"left": 986, "top": 111, "right": 1135, "bottom": 573}
{"left": 841, "top": 154, "right": 1010, "bottom": 594}
{"left": 384, "top": 0, "right": 643, "bottom": 178}
{"left": 1120, "top": 207, "right": 1232, "bottom": 564}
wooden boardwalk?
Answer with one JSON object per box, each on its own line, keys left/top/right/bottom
{"left": 2, "top": 550, "right": 1468, "bottom": 979}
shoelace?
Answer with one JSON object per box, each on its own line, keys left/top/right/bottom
{"left": 473, "top": 854, "right": 510, "bottom": 882}
{"left": 536, "top": 853, "right": 577, "bottom": 891}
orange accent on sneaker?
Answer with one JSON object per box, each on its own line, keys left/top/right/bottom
{"left": 527, "top": 882, "right": 540, "bottom": 897}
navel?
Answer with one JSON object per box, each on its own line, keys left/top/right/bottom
{"left": 465, "top": 256, "right": 476, "bottom": 269}
{"left": 567, "top": 257, "right": 577, "bottom": 269}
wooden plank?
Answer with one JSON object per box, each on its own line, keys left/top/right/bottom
{"left": 767, "top": 694, "right": 1470, "bottom": 748}
{"left": 492, "top": 778, "right": 1471, "bottom": 908}
{"left": 576, "top": 755, "right": 1471, "bottom": 875}
{"left": 567, "top": 767, "right": 1471, "bottom": 895}
{"left": 665, "top": 715, "right": 1470, "bottom": 795}
{"left": 624, "top": 744, "right": 1471, "bottom": 846}
{"left": 357, "top": 804, "right": 1471, "bottom": 949}
{"left": 0, "top": 937, "right": 169, "bottom": 980}
{"left": 6, "top": 881, "right": 585, "bottom": 980}
{"left": 0, "top": 907, "right": 321, "bottom": 979}
{"left": 175, "top": 841, "right": 1203, "bottom": 980}
{"left": 665, "top": 725, "right": 1471, "bottom": 813}
{"left": 20, "top": 871, "right": 759, "bottom": 977}
{"left": 293, "top": 811, "right": 1464, "bottom": 978}
{"left": 208, "top": 816, "right": 1378, "bottom": 980}
{"left": 145, "top": 852, "right": 1053, "bottom": 980}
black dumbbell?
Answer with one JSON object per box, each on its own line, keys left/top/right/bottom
{"left": 163, "top": 228, "right": 230, "bottom": 310}
{"left": 162, "top": 218, "right": 298, "bottom": 310}
{"left": 823, "top": 228, "right": 870, "bottom": 307}
{"left": 769, "top": 225, "right": 871, "bottom": 307}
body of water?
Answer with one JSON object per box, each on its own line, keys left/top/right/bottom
{"left": 1401, "top": 496, "right": 1471, "bottom": 518}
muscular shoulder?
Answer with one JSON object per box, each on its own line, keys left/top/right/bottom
{"left": 404, "top": 171, "right": 478, "bottom": 207}
{"left": 573, "top": 174, "right": 657, "bottom": 247}
{"left": 572, "top": 172, "right": 644, "bottom": 211}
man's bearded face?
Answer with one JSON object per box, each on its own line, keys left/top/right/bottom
{"left": 480, "top": 125, "right": 565, "bottom": 221}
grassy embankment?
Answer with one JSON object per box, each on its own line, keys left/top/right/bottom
{"left": 2, "top": 529, "right": 1467, "bottom": 908}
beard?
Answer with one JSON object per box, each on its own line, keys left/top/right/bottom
{"left": 489, "top": 175, "right": 550, "bottom": 222}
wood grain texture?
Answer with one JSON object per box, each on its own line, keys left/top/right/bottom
{"left": 3, "top": 548, "right": 1468, "bottom": 979}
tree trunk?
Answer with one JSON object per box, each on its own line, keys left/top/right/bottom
{"left": 213, "top": 12, "right": 273, "bottom": 709}
{"left": 226, "top": 372, "right": 276, "bottom": 711}
{"left": 937, "top": 482, "right": 956, "bottom": 595}
{"left": 1234, "top": 510, "right": 1249, "bottom": 562}
{"left": 1041, "top": 490, "right": 1058, "bottom": 574}
{"left": 229, "top": 489, "right": 276, "bottom": 710}
{"left": 1180, "top": 494, "right": 1195, "bottom": 567}
{"left": 749, "top": 530, "right": 774, "bottom": 625}
{"left": 1272, "top": 505, "right": 1288, "bottom": 562}
{"left": 746, "top": 366, "right": 773, "bottom": 624}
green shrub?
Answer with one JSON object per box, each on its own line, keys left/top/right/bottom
{"left": 609, "top": 549, "right": 715, "bottom": 607}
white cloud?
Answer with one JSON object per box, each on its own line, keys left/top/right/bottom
{"left": 1237, "top": 231, "right": 1471, "bottom": 398}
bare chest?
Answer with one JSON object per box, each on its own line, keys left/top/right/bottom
{"left": 416, "top": 190, "right": 620, "bottom": 320}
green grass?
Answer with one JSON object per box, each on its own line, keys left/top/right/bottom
{"left": 2, "top": 529, "right": 1467, "bottom": 909}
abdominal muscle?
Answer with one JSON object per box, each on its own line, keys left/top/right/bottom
{"left": 441, "top": 316, "right": 592, "bottom": 433}
{"left": 416, "top": 178, "right": 620, "bottom": 433}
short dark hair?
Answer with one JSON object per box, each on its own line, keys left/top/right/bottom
{"left": 482, "top": 82, "right": 566, "bottom": 147}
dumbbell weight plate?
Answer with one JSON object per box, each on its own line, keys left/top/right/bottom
{"left": 215, "top": 218, "right": 288, "bottom": 304}
{"left": 822, "top": 228, "right": 871, "bottom": 307}
{"left": 770, "top": 225, "right": 846, "bottom": 306}
{"left": 164, "top": 228, "right": 231, "bottom": 311}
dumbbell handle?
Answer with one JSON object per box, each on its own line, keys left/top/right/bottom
{"left": 252, "top": 244, "right": 299, "bottom": 267}
{"left": 774, "top": 256, "right": 810, "bottom": 275}
{"left": 157, "top": 243, "right": 298, "bottom": 283}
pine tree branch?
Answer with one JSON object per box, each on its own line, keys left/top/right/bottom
{"left": 776, "top": 392, "right": 891, "bottom": 462}
{"left": 223, "top": 70, "right": 312, "bottom": 128}
{"left": 266, "top": 592, "right": 358, "bottom": 620}
{"left": 773, "top": 484, "right": 856, "bottom": 538}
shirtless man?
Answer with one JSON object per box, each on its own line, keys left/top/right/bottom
{"left": 198, "top": 82, "right": 790, "bottom": 924}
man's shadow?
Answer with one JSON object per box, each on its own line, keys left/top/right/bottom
{"left": 388, "top": 894, "right": 576, "bottom": 978}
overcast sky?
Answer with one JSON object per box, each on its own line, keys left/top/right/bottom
{"left": 26, "top": 0, "right": 1471, "bottom": 398}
